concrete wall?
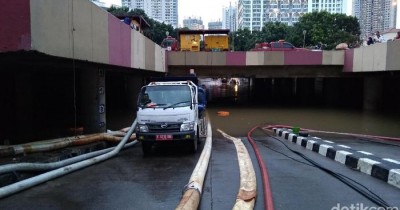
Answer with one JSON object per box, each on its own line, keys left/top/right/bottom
{"left": 349, "top": 41, "right": 400, "bottom": 72}
{"left": 167, "top": 43, "right": 400, "bottom": 73}
{"left": 168, "top": 50, "right": 339, "bottom": 67}
{"left": 4, "top": 0, "right": 165, "bottom": 72}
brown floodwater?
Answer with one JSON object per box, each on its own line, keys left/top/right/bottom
{"left": 108, "top": 78, "right": 400, "bottom": 139}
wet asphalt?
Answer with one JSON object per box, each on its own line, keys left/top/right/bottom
{"left": 1, "top": 106, "right": 400, "bottom": 209}
{"left": 1, "top": 119, "right": 399, "bottom": 209}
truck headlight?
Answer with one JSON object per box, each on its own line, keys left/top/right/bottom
{"left": 137, "top": 124, "right": 149, "bottom": 132}
{"left": 181, "top": 122, "right": 195, "bottom": 132}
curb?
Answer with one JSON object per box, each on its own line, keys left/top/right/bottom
{"left": 273, "top": 128, "right": 400, "bottom": 190}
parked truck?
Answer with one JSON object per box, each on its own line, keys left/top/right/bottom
{"left": 204, "top": 35, "right": 229, "bottom": 51}
{"left": 135, "top": 76, "right": 207, "bottom": 156}
{"left": 251, "top": 40, "right": 309, "bottom": 51}
{"left": 160, "top": 36, "right": 179, "bottom": 51}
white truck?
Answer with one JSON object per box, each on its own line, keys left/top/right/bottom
{"left": 135, "top": 76, "right": 207, "bottom": 156}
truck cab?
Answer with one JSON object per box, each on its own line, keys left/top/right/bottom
{"left": 135, "top": 77, "right": 206, "bottom": 156}
{"left": 161, "top": 36, "right": 179, "bottom": 51}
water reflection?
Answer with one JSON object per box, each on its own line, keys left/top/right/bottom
{"left": 196, "top": 77, "right": 400, "bottom": 138}
{"left": 108, "top": 77, "right": 400, "bottom": 139}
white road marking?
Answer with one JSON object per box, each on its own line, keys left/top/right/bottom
{"left": 383, "top": 158, "right": 400, "bottom": 164}
{"left": 357, "top": 151, "right": 374, "bottom": 156}
{"left": 338, "top": 144, "right": 350, "bottom": 149}
{"left": 323, "top": 140, "right": 334, "bottom": 144}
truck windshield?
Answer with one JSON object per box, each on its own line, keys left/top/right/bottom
{"left": 161, "top": 39, "right": 174, "bottom": 47}
{"left": 138, "top": 85, "right": 192, "bottom": 108}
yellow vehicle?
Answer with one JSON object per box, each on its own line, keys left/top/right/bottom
{"left": 204, "top": 35, "right": 229, "bottom": 51}
{"left": 179, "top": 34, "right": 201, "bottom": 51}
{"left": 178, "top": 29, "right": 230, "bottom": 52}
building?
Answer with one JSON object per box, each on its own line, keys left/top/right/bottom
{"left": 265, "top": 0, "right": 308, "bottom": 27}
{"left": 353, "top": 0, "right": 398, "bottom": 38}
{"left": 222, "top": 3, "right": 237, "bottom": 31}
{"left": 208, "top": 21, "right": 223, "bottom": 29}
{"left": 91, "top": 0, "right": 107, "bottom": 8}
{"left": 183, "top": 17, "right": 205, "bottom": 30}
{"left": 238, "top": 0, "right": 308, "bottom": 31}
{"left": 122, "top": 0, "right": 178, "bottom": 28}
{"left": 308, "top": 0, "right": 352, "bottom": 15}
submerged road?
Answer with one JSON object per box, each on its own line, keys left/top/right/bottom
{"left": 1, "top": 108, "right": 400, "bottom": 209}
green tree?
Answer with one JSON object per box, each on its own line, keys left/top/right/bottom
{"left": 230, "top": 28, "right": 256, "bottom": 51}
{"left": 107, "top": 7, "right": 177, "bottom": 45}
{"left": 107, "top": 5, "right": 129, "bottom": 16}
{"left": 259, "top": 22, "right": 290, "bottom": 43}
{"left": 292, "top": 11, "right": 360, "bottom": 49}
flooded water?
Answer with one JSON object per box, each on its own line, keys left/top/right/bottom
{"left": 108, "top": 77, "right": 400, "bottom": 139}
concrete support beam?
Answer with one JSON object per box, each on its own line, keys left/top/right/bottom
{"left": 363, "top": 77, "right": 383, "bottom": 111}
{"left": 79, "top": 68, "right": 106, "bottom": 134}
{"left": 126, "top": 76, "right": 144, "bottom": 109}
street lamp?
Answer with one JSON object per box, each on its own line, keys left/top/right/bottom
{"left": 302, "top": 30, "right": 307, "bottom": 48}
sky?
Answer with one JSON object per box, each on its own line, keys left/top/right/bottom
{"left": 102, "top": 0, "right": 237, "bottom": 28}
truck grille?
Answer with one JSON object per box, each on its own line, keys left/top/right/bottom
{"left": 147, "top": 123, "right": 181, "bottom": 133}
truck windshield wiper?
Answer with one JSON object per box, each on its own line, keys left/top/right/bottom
{"left": 163, "top": 101, "right": 191, "bottom": 110}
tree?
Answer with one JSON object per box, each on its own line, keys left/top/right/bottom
{"left": 292, "top": 11, "right": 360, "bottom": 49}
{"left": 107, "top": 5, "right": 129, "bottom": 16}
{"left": 107, "top": 7, "right": 177, "bottom": 45}
{"left": 230, "top": 28, "right": 256, "bottom": 51}
{"left": 259, "top": 22, "right": 290, "bottom": 43}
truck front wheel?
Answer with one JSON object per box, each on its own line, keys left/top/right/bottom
{"left": 191, "top": 138, "right": 198, "bottom": 153}
{"left": 142, "top": 142, "right": 152, "bottom": 157}
{"left": 190, "top": 127, "right": 200, "bottom": 153}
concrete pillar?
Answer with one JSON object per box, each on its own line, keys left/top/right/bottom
{"left": 363, "top": 77, "right": 383, "bottom": 111}
{"left": 14, "top": 72, "right": 34, "bottom": 142}
{"left": 79, "top": 68, "right": 106, "bottom": 134}
{"left": 126, "top": 75, "right": 144, "bottom": 109}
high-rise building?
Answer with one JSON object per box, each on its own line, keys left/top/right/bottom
{"left": 122, "top": 0, "right": 178, "bottom": 28}
{"left": 353, "top": 0, "right": 398, "bottom": 37}
{"left": 308, "top": 0, "right": 352, "bottom": 15}
{"left": 183, "top": 17, "right": 205, "bottom": 29}
{"left": 208, "top": 21, "right": 223, "bottom": 29}
{"left": 222, "top": 3, "right": 237, "bottom": 31}
{"left": 238, "top": 0, "right": 308, "bottom": 31}
{"left": 265, "top": 0, "right": 308, "bottom": 26}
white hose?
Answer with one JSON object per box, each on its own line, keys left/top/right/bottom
{"left": 0, "top": 119, "right": 137, "bottom": 199}
{"left": 0, "top": 141, "right": 137, "bottom": 174}
{"left": 176, "top": 115, "right": 212, "bottom": 210}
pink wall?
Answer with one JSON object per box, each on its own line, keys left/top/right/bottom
{"left": 343, "top": 49, "right": 354, "bottom": 72}
{"left": 284, "top": 51, "right": 323, "bottom": 65}
{"left": 0, "top": 0, "right": 31, "bottom": 52}
{"left": 108, "top": 14, "right": 131, "bottom": 67}
{"left": 226, "top": 52, "right": 246, "bottom": 65}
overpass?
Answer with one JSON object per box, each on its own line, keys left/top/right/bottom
{"left": 1, "top": 0, "right": 399, "bottom": 144}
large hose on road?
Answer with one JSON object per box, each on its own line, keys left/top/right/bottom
{"left": 0, "top": 119, "right": 137, "bottom": 199}
{"left": 218, "top": 129, "right": 257, "bottom": 210}
{"left": 247, "top": 126, "right": 275, "bottom": 210}
{"left": 0, "top": 140, "right": 137, "bottom": 174}
{"left": 175, "top": 117, "right": 212, "bottom": 210}
{"left": 0, "top": 131, "right": 136, "bottom": 157}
